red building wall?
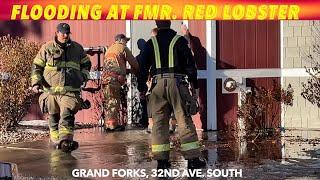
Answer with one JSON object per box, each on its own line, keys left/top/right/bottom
{"left": 217, "top": 21, "right": 280, "bottom": 130}
{"left": 188, "top": 20, "right": 207, "bottom": 130}
{"left": 0, "top": 20, "right": 126, "bottom": 124}
{"left": 0, "top": 20, "right": 281, "bottom": 129}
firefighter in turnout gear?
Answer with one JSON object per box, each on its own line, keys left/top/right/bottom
{"left": 138, "top": 21, "right": 206, "bottom": 169}
{"left": 102, "top": 34, "right": 139, "bottom": 131}
{"left": 31, "top": 23, "right": 91, "bottom": 152}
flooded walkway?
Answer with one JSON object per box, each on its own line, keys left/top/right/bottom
{"left": 0, "top": 128, "right": 320, "bottom": 179}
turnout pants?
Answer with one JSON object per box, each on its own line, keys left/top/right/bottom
{"left": 149, "top": 76, "right": 201, "bottom": 160}
{"left": 103, "top": 78, "right": 123, "bottom": 129}
{"left": 41, "top": 92, "right": 81, "bottom": 144}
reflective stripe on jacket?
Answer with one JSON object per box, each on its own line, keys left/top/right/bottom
{"left": 31, "top": 39, "right": 91, "bottom": 93}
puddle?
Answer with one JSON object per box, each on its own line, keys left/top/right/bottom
{"left": 0, "top": 128, "right": 319, "bottom": 179}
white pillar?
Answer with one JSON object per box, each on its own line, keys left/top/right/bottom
{"left": 280, "top": 20, "right": 286, "bottom": 163}
{"left": 126, "top": 20, "right": 133, "bottom": 125}
{"left": 280, "top": 20, "right": 285, "bottom": 129}
{"left": 206, "top": 20, "right": 217, "bottom": 130}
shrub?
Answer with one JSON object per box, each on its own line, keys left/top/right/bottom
{"left": 0, "top": 35, "right": 40, "bottom": 131}
{"left": 301, "top": 24, "right": 320, "bottom": 107}
{"left": 238, "top": 80, "right": 294, "bottom": 134}
{"left": 301, "top": 61, "right": 320, "bottom": 107}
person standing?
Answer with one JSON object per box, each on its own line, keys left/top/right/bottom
{"left": 102, "top": 34, "right": 139, "bottom": 131}
{"left": 138, "top": 28, "right": 177, "bottom": 133}
{"left": 138, "top": 20, "right": 206, "bottom": 169}
{"left": 136, "top": 38, "right": 149, "bottom": 128}
{"left": 31, "top": 23, "right": 91, "bottom": 152}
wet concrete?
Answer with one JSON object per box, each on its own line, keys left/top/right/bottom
{"left": 0, "top": 128, "right": 320, "bottom": 179}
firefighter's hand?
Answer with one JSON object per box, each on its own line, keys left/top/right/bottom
{"left": 198, "top": 97, "right": 205, "bottom": 113}
{"left": 117, "top": 75, "right": 126, "bottom": 85}
{"left": 181, "top": 24, "right": 189, "bottom": 35}
{"left": 86, "top": 51, "right": 96, "bottom": 56}
{"left": 32, "top": 85, "right": 41, "bottom": 93}
{"left": 139, "top": 91, "right": 146, "bottom": 100}
{"left": 192, "top": 88, "right": 199, "bottom": 100}
{"left": 193, "top": 89, "right": 204, "bottom": 113}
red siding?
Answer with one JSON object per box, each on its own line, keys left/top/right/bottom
{"left": 217, "top": 79, "right": 238, "bottom": 129}
{"left": 0, "top": 20, "right": 126, "bottom": 123}
{"left": 217, "top": 21, "right": 280, "bottom": 130}
{"left": 218, "top": 21, "right": 279, "bottom": 69}
{"left": 244, "top": 21, "right": 256, "bottom": 68}
{"left": 218, "top": 21, "right": 236, "bottom": 69}
{"left": 257, "top": 21, "right": 268, "bottom": 68}
{"left": 191, "top": 79, "right": 207, "bottom": 130}
{"left": 1, "top": 20, "right": 281, "bottom": 129}
{"left": 189, "top": 21, "right": 207, "bottom": 130}
{"left": 267, "top": 22, "right": 280, "bottom": 68}
{"left": 188, "top": 20, "right": 207, "bottom": 70}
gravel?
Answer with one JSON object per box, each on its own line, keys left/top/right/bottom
{"left": 0, "top": 129, "right": 48, "bottom": 145}
{"left": 0, "top": 121, "right": 98, "bottom": 145}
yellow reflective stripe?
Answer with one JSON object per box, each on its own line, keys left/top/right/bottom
{"left": 59, "top": 126, "right": 73, "bottom": 136}
{"left": 169, "top": 35, "right": 181, "bottom": 68}
{"left": 152, "top": 144, "right": 170, "bottom": 152}
{"left": 50, "top": 130, "right": 59, "bottom": 141}
{"left": 44, "top": 66, "right": 58, "bottom": 71}
{"left": 45, "top": 61, "right": 80, "bottom": 71}
{"left": 50, "top": 150, "right": 60, "bottom": 163}
{"left": 64, "top": 61, "right": 80, "bottom": 70}
{"left": 31, "top": 74, "right": 42, "bottom": 81}
{"left": 81, "top": 69, "right": 91, "bottom": 80}
{"left": 151, "top": 37, "right": 161, "bottom": 69}
{"left": 43, "top": 86, "right": 80, "bottom": 93}
{"left": 181, "top": 141, "right": 200, "bottom": 152}
{"left": 33, "top": 57, "right": 46, "bottom": 67}
{"left": 80, "top": 56, "right": 90, "bottom": 64}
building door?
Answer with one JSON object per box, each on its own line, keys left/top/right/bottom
{"left": 216, "top": 21, "right": 281, "bottom": 130}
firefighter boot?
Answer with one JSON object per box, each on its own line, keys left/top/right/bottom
{"left": 105, "top": 119, "right": 117, "bottom": 131}
{"left": 105, "top": 118, "right": 125, "bottom": 132}
{"left": 58, "top": 140, "right": 79, "bottom": 153}
{"left": 157, "top": 160, "right": 171, "bottom": 170}
{"left": 187, "top": 158, "right": 206, "bottom": 169}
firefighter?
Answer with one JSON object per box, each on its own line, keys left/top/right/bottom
{"left": 136, "top": 38, "right": 148, "bottom": 128}
{"left": 102, "top": 34, "right": 139, "bottom": 131}
{"left": 138, "top": 20, "right": 206, "bottom": 169}
{"left": 138, "top": 28, "right": 177, "bottom": 134}
{"left": 31, "top": 23, "right": 92, "bottom": 152}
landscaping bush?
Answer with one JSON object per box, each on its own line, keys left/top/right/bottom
{"left": 301, "top": 25, "right": 320, "bottom": 107}
{"left": 238, "top": 81, "right": 294, "bottom": 134}
{"left": 0, "top": 35, "right": 40, "bottom": 131}
{"left": 301, "top": 61, "right": 320, "bottom": 107}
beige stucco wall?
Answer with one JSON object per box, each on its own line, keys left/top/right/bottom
{"left": 283, "top": 20, "right": 320, "bottom": 129}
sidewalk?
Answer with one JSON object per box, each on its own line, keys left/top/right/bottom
{"left": 0, "top": 128, "right": 319, "bottom": 179}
